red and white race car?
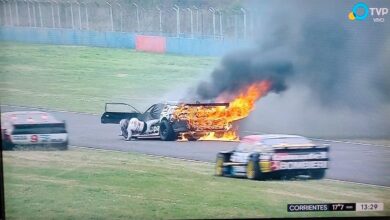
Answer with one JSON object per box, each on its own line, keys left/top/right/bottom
{"left": 1, "top": 111, "right": 68, "bottom": 150}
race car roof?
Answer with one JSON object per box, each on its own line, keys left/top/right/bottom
{"left": 241, "top": 134, "right": 313, "bottom": 145}
{"left": 1, "top": 111, "right": 61, "bottom": 125}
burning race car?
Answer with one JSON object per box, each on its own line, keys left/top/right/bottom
{"left": 215, "top": 134, "right": 329, "bottom": 180}
{"left": 1, "top": 111, "right": 68, "bottom": 150}
{"left": 101, "top": 102, "right": 236, "bottom": 141}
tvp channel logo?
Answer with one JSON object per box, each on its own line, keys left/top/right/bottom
{"left": 348, "top": 2, "right": 388, "bottom": 22}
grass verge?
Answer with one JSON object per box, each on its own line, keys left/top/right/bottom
{"left": 3, "top": 148, "right": 389, "bottom": 219}
{"left": 0, "top": 42, "right": 217, "bottom": 112}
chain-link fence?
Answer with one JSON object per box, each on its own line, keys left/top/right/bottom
{"left": 0, "top": 0, "right": 255, "bottom": 39}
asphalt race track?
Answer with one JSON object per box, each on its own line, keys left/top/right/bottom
{"left": 2, "top": 105, "right": 390, "bottom": 187}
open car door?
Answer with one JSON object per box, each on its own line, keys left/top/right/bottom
{"left": 101, "top": 103, "right": 141, "bottom": 124}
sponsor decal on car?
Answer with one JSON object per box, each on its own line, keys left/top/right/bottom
{"left": 278, "top": 161, "right": 328, "bottom": 170}
{"left": 272, "top": 152, "right": 327, "bottom": 161}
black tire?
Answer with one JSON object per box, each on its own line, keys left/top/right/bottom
{"left": 215, "top": 153, "right": 231, "bottom": 176}
{"left": 246, "top": 154, "right": 263, "bottom": 180}
{"left": 310, "top": 169, "right": 326, "bottom": 179}
{"left": 1, "top": 131, "right": 14, "bottom": 151}
{"left": 159, "top": 120, "right": 176, "bottom": 141}
{"left": 57, "top": 142, "right": 68, "bottom": 151}
{"left": 2, "top": 141, "right": 14, "bottom": 151}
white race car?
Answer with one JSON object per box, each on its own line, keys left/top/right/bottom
{"left": 1, "top": 111, "right": 68, "bottom": 150}
{"left": 215, "top": 134, "right": 329, "bottom": 180}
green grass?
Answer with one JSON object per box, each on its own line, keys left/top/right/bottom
{"left": 0, "top": 42, "right": 217, "bottom": 112}
{"left": 3, "top": 148, "right": 389, "bottom": 219}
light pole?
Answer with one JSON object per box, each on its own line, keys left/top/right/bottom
{"left": 209, "top": 7, "right": 215, "bottom": 38}
{"left": 186, "top": 8, "right": 193, "bottom": 38}
{"left": 173, "top": 4, "right": 180, "bottom": 37}
{"left": 240, "top": 8, "right": 246, "bottom": 39}
{"left": 156, "top": 6, "right": 162, "bottom": 35}
{"left": 132, "top": 3, "right": 139, "bottom": 32}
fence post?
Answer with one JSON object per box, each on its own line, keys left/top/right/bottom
{"left": 173, "top": 4, "right": 180, "bottom": 37}
{"left": 75, "top": 1, "right": 81, "bottom": 29}
{"left": 116, "top": 2, "right": 122, "bottom": 32}
{"left": 209, "top": 7, "right": 215, "bottom": 38}
{"left": 217, "top": 9, "right": 223, "bottom": 39}
{"left": 68, "top": 1, "right": 74, "bottom": 29}
{"left": 24, "top": 0, "right": 31, "bottom": 26}
{"left": 156, "top": 6, "right": 162, "bottom": 35}
{"left": 14, "top": 0, "right": 19, "bottom": 26}
{"left": 83, "top": 2, "right": 88, "bottom": 30}
{"left": 105, "top": 1, "right": 113, "bottom": 31}
{"left": 50, "top": 0, "right": 55, "bottom": 28}
{"left": 31, "top": 0, "right": 36, "bottom": 27}
{"left": 187, "top": 8, "right": 193, "bottom": 38}
{"left": 55, "top": 1, "right": 60, "bottom": 28}
{"left": 132, "top": 3, "right": 139, "bottom": 32}
{"left": 193, "top": 6, "right": 199, "bottom": 35}
{"left": 7, "top": 0, "right": 13, "bottom": 26}
{"left": 1, "top": 0, "right": 7, "bottom": 25}
{"left": 240, "top": 8, "right": 246, "bottom": 39}
{"left": 36, "top": 0, "right": 42, "bottom": 27}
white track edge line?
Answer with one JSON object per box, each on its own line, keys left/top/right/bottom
{"left": 70, "top": 145, "right": 390, "bottom": 189}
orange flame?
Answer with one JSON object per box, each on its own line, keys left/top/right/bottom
{"left": 174, "top": 80, "right": 271, "bottom": 141}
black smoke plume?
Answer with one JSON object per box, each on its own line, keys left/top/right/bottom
{"left": 196, "top": 50, "right": 294, "bottom": 100}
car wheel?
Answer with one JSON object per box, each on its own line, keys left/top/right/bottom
{"left": 246, "top": 155, "right": 262, "bottom": 180}
{"left": 159, "top": 120, "right": 176, "bottom": 141}
{"left": 57, "top": 142, "right": 68, "bottom": 151}
{"left": 2, "top": 141, "right": 14, "bottom": 151}
{"left": 310, "top": 169, "right": 326, "bottom": 179}
{"left": 215, "top": 153, "right": 226, "bottom": 176}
